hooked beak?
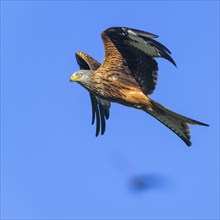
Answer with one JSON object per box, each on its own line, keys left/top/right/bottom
{"left": 69, "top": 74, "right": 78, "bottom": 82}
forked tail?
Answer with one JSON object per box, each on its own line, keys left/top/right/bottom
{"left": 143, "top": 99, "right": 209, "bottom": 146}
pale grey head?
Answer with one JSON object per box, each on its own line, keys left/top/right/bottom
{"left": 69, "top": 70, "right": 93, "bottom": 87}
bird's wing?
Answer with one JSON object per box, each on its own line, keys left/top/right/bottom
{"left": 75, "top": 52, "right": 111, "bottom": 136}
{"left": 75, "top": 51, "right": 101, "bottom": 70}
{"left": 89, "top": 93, "right": 110, "bottom": 136}
{"left": 101, "top": 27, "right": 176, "bottom": 95}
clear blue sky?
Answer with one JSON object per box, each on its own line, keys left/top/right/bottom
{"left": 1, "top": 1, "right": 219, "bottom": 219}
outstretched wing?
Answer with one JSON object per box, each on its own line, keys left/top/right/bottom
{"left": 75, "top": 52, "right": 111, "bottom": 136}
{"left": 102, "top": 27, "right": 176, "bottom": 95}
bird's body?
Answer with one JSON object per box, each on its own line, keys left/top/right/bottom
{"left": 70, "top": 27, "right": 209, "bottom": 146}
{"left": 90, "top": 70, "right": 147, "bottom": 108}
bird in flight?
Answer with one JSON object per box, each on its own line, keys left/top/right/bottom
{"left": 70, "top": 27, "right": 209, "bottom": 146}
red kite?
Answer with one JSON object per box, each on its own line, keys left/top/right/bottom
{"left": 70, "top": 27, "right": 208, "bottom": 146}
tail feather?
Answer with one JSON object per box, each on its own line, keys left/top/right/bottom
{"left": 143, "top": 99, "right": 209, "bottom": 146}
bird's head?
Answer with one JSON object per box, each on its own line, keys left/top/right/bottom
{"left": 69, "top": 70, "right": 93, "bottom": 84}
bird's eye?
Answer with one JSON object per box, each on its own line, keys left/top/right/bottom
{"left": 77, "top": 72, "right": 82, "bottom": 77}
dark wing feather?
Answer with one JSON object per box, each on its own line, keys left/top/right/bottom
{"left": 75, "top": 52, "right": 101, "bottom": 70}
{"left": 127, "top": 27, "right": 159, "bottom": 39}
{"left": 90, "top": 94, "right": 110, "bottom": 136}
{"left": 75, "top": 52, "right": 111, "bottom": 136}
{"left": 103, "top": 27, "right": 176, "bottom": 95}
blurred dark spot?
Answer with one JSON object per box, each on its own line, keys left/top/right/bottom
{"left": 129, "top": 174, "right": 172, "bottom": 192}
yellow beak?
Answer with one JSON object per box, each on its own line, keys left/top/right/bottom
{"left": 69, "top": 75, "right": 78, "bottom": 82}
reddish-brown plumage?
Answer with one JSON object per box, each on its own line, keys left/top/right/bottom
{"left": 72, "top": 27, "right": 209, "bottom": 146}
